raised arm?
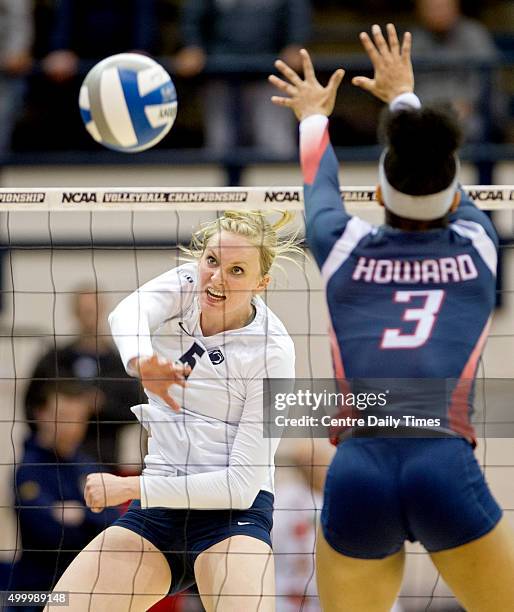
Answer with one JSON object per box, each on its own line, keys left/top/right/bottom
{"left": 269, "top": 25, "right": 416, "bottom": 268}
{"left": 109, "top": 265, "right": 195, "bottom": 410}
{"left": 269, "top": 50, "right": 348, "bottom": 268}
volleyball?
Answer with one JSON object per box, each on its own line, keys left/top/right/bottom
{"left": 79, "top": 53, "right": 177, "bottom": 153}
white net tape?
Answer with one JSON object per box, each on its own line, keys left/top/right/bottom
{"left": 0, "top": 185, "right": 513, "bottom": 211}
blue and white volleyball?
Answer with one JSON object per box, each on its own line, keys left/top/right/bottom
{"left": 79, "top": 53, "right": 177, "bottom": 153}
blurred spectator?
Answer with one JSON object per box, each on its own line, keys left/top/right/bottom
{"left": 0, "top": 0, "right": 33, "bottom": 153}
{"left": 174, "top": 0, "right": 311, "bottom": 157}
{"left": 25, "top": 287, "right": 142, "bottom": 469}
{"left": 42, "top": 0, "right": 158, "bottom": 83}
{"left": 8, "top": 382, "right": 119, "bottom": 611}
{"left": 411, "top": 0, "right": 501, "bottom": 141}
{"left": 24, "top": 0, "right": 158, "bottom": 150}
{"left": 273, "top": 439, "right": 332, "bottom": 611}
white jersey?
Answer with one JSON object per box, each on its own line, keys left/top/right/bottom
{"left": 109, "top": 262, "right": 295, "bottom": 510}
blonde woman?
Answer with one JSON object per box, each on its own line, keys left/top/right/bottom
{"left": 47, "top": 211, "right": 299, "bottom": 611}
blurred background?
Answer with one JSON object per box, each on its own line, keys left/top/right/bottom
{"left": 3, "top": 0, "right": 514, "bottom": 179}
{"left": 0, "top": 1, "right": 513, "bottom": 611}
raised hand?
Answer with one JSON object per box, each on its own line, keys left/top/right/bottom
{"left": 269, "top": 48, "right": 345, "bottom": 121}
{"left": 353, "top": 23, "right": 414, "bottom": 103}
{"left": 130, "top": 354, "right": 191, "bottom": 411}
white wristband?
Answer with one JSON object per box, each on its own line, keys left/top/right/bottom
{"left": 389, "top": 92, "right": 421, "bottom": 112}
{"left": 299, "top": 114, "right": 329, "bottom": 133}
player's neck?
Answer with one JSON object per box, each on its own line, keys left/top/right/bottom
{"left": 385, "top": 210, "right": 449, "bottom": 231}
{"left": 200, "top": 304, "right": 256, "bottom": 336}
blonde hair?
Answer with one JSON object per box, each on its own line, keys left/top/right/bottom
{"left": 182, "top": 210, "right": 303, "bottom": 276}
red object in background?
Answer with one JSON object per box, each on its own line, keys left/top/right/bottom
{"left": 148, "top": 594, "right": 185, "bottom": 611}
{"left": 293, "top": 521, "right": 311, "bottom": 538}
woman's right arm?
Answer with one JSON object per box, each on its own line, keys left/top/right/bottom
{"left": 300, "top": 114, "right": 351, "bottom": 269}
{"left": 108, "top": 265, "right": 195, "bottom": 409}
{"left": 269, "top": 50, "right": 347, "bottom": 269}
{"left": 109, "top": 265, "right": 195, "bottom": 370}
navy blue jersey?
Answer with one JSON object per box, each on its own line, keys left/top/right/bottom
{"left": 301, "top": 116, "right": 498, "bottom": 442}
{"left": 9, "top": 436, "right": 119, "bottom": 593}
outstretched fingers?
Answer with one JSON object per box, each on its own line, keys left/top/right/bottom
{"left": 401, "top": 31, "right": 412, "bottom": 60}
{"left": 270, "top": 95, "right": 295, "bottom": 108}
{"left": 351, "top": 75, "right": 374, "bottom": 94}
{"left": 268, "top": 73, "right": 297, "bottom": 96}
{"left": 270, "top": 49, "right": 343, "bottom": 119}
{"left": 353, "top": 22, "right": 414, "bottom": 103}
{"left": 274, "top": 58, "right": 302, "bottom": 86}
{"left": 327, "top": 68, "right": 345, "bottom": 94}
{"left": 386, "top": 23, "right": 400, "bottom": 55}
{"left": 300, "top": 48, "right": 316, "bottom": 81}
{"left": 371, "top": 24, "right": 390, "bottom": 57}
{"left": 359, "top": 31, "right": 381, "bottom": 65}
{"left": 360, "top": 24, "right": 405, "bottom": 63}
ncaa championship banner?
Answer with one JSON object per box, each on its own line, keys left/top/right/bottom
{"left": 0, "top": 186, "right": 512, "bottom": 211}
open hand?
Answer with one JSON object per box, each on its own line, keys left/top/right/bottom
{"left": 353, "top": 23, "right": 414, "bottom": 103}
{"left": 269, "top": 49, "right": 345, "bottom": 121}
{"left": 130, "top": 354, "right": 190, "bottom": 411}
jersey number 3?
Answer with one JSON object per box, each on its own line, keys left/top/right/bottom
{"left": 381, "top": 290, "right": 445, "bottom": 349}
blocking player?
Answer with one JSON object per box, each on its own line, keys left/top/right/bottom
{"left": 269, "top": 23, "right": 514, "bottom": 612}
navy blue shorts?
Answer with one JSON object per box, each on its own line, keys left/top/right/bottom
{"left": 322, "top": 437, "right": 502, "bottom": 559}
{"left": 114, "top": 490, "right": 273, "bottom": 594}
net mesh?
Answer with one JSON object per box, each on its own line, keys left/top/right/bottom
{"left": 1, "top": 188, "right": 513, "bottom": 611}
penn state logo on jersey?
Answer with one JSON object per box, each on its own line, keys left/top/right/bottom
{"left": 180, "top": 271, "right": 194, "bottom": 284}
{"left": 208, "top": 348, "right": 225, "bottom": 365}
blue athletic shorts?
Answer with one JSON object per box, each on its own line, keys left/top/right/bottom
{"left": 113, "top": 490, "right": 273, "bottom": 594}
{"left": 322, "top": 437, "right": 502, "bottom": 559}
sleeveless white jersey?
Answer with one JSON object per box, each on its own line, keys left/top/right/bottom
{"left": 109, "top": 263, "right": 295, "bottom": 509}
